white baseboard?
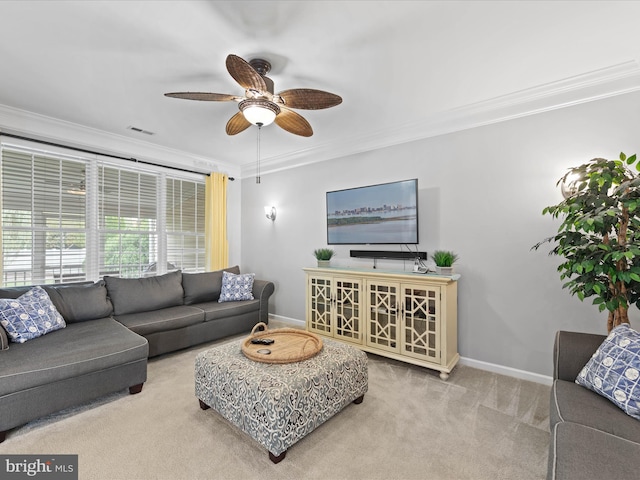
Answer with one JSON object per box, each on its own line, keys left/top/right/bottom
{"left": 268, "top": 314, "right": 305, "bottom": 328}
{"left": 268, "top": 315, "right": 553, "bottom": 386}
{"left": 458, "top": 357, "right": 552, "bottom": 386}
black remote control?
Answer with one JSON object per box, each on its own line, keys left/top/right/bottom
{"left": 251, "top": 338, "right": 274, "bottom": 345}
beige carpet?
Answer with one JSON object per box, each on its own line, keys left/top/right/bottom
{"left": 1, "top": 334, "right": 550, "bottom": 480}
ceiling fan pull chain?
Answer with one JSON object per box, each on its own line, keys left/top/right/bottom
{"left": 256, "top": 123, "right": 262, "bottom": 184}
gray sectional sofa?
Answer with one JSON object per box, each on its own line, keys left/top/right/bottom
{"left": 0, "top": 266, "right": 274, "bottom": 443}
{"left": 548, "top": 330, "right": 640, "bottom": 479}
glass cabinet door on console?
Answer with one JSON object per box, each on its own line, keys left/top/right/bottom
{"left": 306, "top": 273, "right": 363, "bottom": 344}
{"left": 334, "top": 277, "right": 362, "bottom": 343}
{"left": 308, "top": 275, "right": 333, "bottom": 335}
{"left": 366, "top": 281, "right": 401, "bottom": 354}
{"left": 401, "top": 284, "right": 440, "bottom": 363}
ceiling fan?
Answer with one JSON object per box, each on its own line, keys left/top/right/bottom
{"left": 164, "top": 54, "right": 342, "bottom": 137}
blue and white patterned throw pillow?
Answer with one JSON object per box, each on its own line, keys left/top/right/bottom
{"left": 218, "top": 271, "right": 255, "bottom": 303}
{"left": 576, "top": 323, "right": 640, "bottom": 420}
{"left": 0, "top": 286, "right": 66, "bottom": 343}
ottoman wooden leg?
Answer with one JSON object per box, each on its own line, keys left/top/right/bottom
{"left": 199, "top": 399, "right": 210, "bottom": 410}
{"left": 269, "top": 450, "right": 287, "bottom": 464}
{"left": 353, "top": 395, "right": 364, "bottom": 404}
{"left": 129, "top": 383, "right": 144, "bottom": 394}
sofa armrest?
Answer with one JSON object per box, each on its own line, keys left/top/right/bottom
{"left": 553, "top": 330, "right": 607, "bottom": 381}
{"left": 252, "top": 279, "right": 275, "bottom": 325}
{"left": 0, "top": 324, "right": 9, "bottom": 351}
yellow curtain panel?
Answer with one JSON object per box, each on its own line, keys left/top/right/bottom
{"left": 205, "top": 172, "right": 228, "bottom": 271}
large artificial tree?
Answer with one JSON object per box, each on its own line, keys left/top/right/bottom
{"left": 534, "top": 153, "right": 640, "bottom": 332}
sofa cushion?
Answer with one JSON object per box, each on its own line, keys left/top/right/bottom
{"left": 0, "top": 281, "right": 94, "bottom": 300}
{"left": 182, "top": 266, "right": 241, "bottom": 305}
{"left": 219, "top": 271, "right": 255, "bottom": 302}
{"left": 551, "top": 379, "right": 640, "bottom": 443}
{"left": 0, "top": 286, "right": 66, "bottom": 343}
{"left": 576, "top": 323, "right": 640, "bottom": 420}
{"left": 114, "top": 306, "right": 205, "bottom": 336}
{"left": 548, "top": 421, "right": 640, "bottom": 480}
{"left": 44, "top": 281, "right": 113, "bottom": 323}
{"left": 195, "top": 299, "right": 260, "bottom": 322}
{"left": 104, "top": 271, "right": 184, "bottom": 316}
{"left": 0, "top": 318, "right": 148, "bottom": 397}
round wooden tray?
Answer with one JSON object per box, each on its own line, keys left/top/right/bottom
{"left": 241, "top": 322, "right": 323, "bottom": 364}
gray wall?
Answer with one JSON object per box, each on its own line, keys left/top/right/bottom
{"left": 240, "top": 90, "right": 640, "bottom": 377}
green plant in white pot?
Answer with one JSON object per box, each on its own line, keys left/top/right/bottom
{"left": 432, "top": 250, "right": 459, "bottom": 275}
{"left": 313, "top": 248, "right": 335, "bottom": 267}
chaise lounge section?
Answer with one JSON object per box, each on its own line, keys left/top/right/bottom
{"left": 0, "top": 281, "right": 148, "bottom": 443}
{"left": 0, "top": 266, "right": 275, "bottom": 443}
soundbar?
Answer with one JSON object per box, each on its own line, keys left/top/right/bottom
{"left": 350, "top": 250, "right": 427, "bottom": 260}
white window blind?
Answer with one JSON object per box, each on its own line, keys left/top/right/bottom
{"left": 0, "top": 142, "right": 206, "bottom": 287}
{"left": 97, "top": 165, "right": 158, "bottom": 278}
{"left": 166, "top": 178, "right": 205, "bottom": 273}
{"left": 1, "top": 148, "right": 87, "bottom": 285}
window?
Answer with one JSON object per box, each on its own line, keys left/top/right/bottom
{"left": 98, "top": 166, "right": 158, "bottom": 278}
{"left": 0, "top": 143, "right": 206, "bottom": 286}
{"left": 1, "top": 149, "right": 87, "bottom": 285}
{"left": 166, "top": 178, "right": 205, "bottom": 273}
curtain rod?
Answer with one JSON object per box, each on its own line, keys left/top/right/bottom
{"left": 0, "top": 131, "right": 224, "bottom": 178}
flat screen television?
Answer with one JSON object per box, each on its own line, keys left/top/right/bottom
{"left": 326, "top": 179, "right": 419, "bottom": 245}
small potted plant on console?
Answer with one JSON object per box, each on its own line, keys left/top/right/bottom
{"left": 432, "top": 250, "right": 459, "bottom": 275}
{"left": 313, "top": 248, "right": 335, "bottom": 267}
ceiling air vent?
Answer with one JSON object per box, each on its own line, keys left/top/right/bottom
{"left": 127, "top": 126, "right": 155, "bottom": 135}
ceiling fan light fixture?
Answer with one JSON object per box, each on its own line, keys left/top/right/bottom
{"left": 239, "top": 99, "right": 280, "bottom": 126}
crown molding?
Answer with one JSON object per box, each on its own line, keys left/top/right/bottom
{"left": 244, "top": 60, "right": 640, "bottom": 178}
{"left": 0, "top": 104, "right": 241, "bottom": 178}
{"left": 2, "top": 59, "right": 638, "bottom": 182}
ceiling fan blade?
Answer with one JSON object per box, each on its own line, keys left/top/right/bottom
{"left": 164, "top": 92, "right": 240, "bottom": 102}
{"left": 274, "top": 108, "right": 313, "bottom": 137}
{"left": 277, "top": 89, "right": 342, "bottom": 110}
{"left": 226, "top": 112, "right": 252, "bottom": 135}
{"left": 226, "top": 54, "right": 267, "bottom": 92}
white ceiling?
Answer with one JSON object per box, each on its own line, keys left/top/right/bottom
{"left": 0, "top": 1, "right": 639, "bottom": 177}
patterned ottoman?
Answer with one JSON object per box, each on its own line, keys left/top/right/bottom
{"left": 195, "top": 337, "right": 368, "bottom": 463}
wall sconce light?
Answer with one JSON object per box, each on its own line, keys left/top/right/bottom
{"left": 264, "top": 206, "right": 276, "bottom": 221}
{"left": 560, "top": 172, "right": 580, "bottom": 199}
